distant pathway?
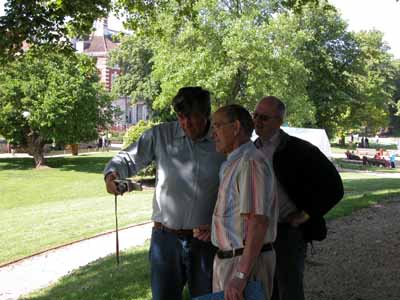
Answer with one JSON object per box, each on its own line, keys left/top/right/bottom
{"left": 0, "top": 222, "right": 153, "bottom": 300}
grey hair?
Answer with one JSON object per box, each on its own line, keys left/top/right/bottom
{"left": 217, "top": 104, "right": 254, "bottom": 138}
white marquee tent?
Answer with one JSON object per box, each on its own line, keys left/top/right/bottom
{"left": 252, "top": 127, "right": 333, "bottom": 159}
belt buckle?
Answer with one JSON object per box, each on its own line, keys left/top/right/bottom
{"left": 232, "top": 248, "right": 236, "bottom": 258}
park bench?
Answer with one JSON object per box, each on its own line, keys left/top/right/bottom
{"left": 356, "top": 148, "right": 376, "bottom": 156}
{"left": 342, "top": 158, "right": 363, "bottom": 165}
{"left": 363, "top": 157, "right": 390, "bottom": 168}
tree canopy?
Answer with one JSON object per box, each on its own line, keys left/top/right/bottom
{"left": 110, "top": 0, "right": 317, "bottom": 125}
{"left": 0, "top": 0, "right": 111, "bottom": 62}
{"left": 0, "top": 48, "right": 113, "bottom": 167}
{"left": 1, "top": 0, "right": 399, "bottom": 139}
{"left": 0, "top": 0, "right": 318, "bottom": 62}
{"left": 108, "top": 0, "right": 398, "bottom": 137}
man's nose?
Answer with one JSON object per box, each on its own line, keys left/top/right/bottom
{"left": 182, "top": 117, "right": 191, "bottom": 128}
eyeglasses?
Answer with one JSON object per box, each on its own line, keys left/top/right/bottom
{"left": 253, "top": 113, "right": 279, "bottom": 122}
{"left": 211, "top": 121, "right": 234, "bottom": 130}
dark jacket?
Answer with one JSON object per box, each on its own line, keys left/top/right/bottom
{"left": 256, "top": 130, "right": 344, "bottom": 241}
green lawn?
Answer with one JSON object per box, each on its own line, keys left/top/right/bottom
{"left": 328, "top": 172, "right": 400, "bottom": 219}
{"left": 3, "top": 153, "right": 400, "bottom": 300}
{"left": 0, "top": 153, "right": 153, "bottom": 265}
{"left": 19, "top": 170, "right": 400, "bottom": 300}
{"left": 21, "top": 242, "right": 153, "bottom": 300}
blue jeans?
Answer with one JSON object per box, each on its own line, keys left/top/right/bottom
{"left": 149, "top": 227, "right": 216, "bottom": 300}
{"left": 271, "top": 224, "right": 306, "bottom": 300}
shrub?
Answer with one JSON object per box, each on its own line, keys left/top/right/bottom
{"left": 122, "top": 120, "right": 159, "bottom": 178}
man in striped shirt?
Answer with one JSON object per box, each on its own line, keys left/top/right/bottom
{"left": 210, "top": 104, "right": 278, "bottom": 300}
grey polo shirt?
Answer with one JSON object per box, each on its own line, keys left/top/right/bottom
{"left": 104, "top": 121, "right": 225, "bottom": 229}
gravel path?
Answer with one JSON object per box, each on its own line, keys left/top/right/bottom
{"left": 1, "top": 200, "right": 400, "bottom": 300}
{"left": 0, "top": 223, "right": 153, "bottom": 300}
{"left": 304, "top": 200, "right": 400, "bottom": 300}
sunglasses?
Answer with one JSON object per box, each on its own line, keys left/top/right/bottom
{"left": 253, "top": 113, "right": 279, "bottom": 122}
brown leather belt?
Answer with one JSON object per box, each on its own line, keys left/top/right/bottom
{"left": 217, "top": 243, "right": 273, "bottom": 259}
{"left": 153, "top": 222, "right": 193, "bottom": 237}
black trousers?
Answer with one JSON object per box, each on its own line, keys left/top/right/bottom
{"left": 271, "top": 224, "right": 306, "bottom": 300}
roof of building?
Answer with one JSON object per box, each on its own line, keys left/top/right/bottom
{"left": 84, "top": 35, "right": 119, "bottom": 53}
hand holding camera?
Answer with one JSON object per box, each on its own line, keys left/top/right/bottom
{"left": 105, "top": 172, "right": 142, "bottom": 195}
{"left": 114, "top": 179, "right": 143, "bottom": 194}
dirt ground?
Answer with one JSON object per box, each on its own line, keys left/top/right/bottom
{"left": 304, "top": 200, "right": 400, "bottom": 300}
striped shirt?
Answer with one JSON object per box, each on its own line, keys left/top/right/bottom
{"left": 211, "top": 142, "right": 278, "bottom": 250}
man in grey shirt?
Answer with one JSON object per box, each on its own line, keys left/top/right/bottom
{"left": 104, "top": 87, "right": 225, "bottom": 300}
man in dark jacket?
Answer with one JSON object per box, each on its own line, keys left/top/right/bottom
{"left": 253, "top": 96, "right": 344, "bottom": 300}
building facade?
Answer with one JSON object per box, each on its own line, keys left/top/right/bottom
{"left": 75, "top": 19, "right": 150, "bottom": 131}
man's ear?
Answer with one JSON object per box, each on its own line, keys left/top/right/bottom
{"left": 233, "top": 120, "right": 241, "bottom": 136}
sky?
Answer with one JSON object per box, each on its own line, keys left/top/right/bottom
{"left": 330, "top": 0, "right": 400, "bottom": 59}
{"left": 0, "top": 0, "right": 399, "bottom": 58}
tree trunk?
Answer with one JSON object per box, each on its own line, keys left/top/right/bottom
{"left": 227, "top": 67, "right": 245, "bottom": 104}
{"left": 26, "top": 133, "right": 47, "bottom": 168}
{"left": 339, "top": 135, "right": 345, "bottom": 146}
{"left": 71, "top": 143, "right": 79, "bottom": 156}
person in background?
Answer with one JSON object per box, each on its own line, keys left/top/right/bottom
{"left": 104, "top": 87, "right": 225, "bottom": 300}
{"left": 365, "top": 137, "right": 369, "bottom": 148}
{"left": 253, "top": 96, "right": 343, "bottom": 300}
{"left": 97, "top": 134, "right": 103, "bottom": 151}
{"left": 390, "top": 152, "right": 396, "bottom": 168}
{"left": 211, "top": 104, "right": 278, "bottom": 300}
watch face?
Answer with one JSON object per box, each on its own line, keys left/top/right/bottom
{"left": 235, "top": 271, "right": 246, "bottom": 279}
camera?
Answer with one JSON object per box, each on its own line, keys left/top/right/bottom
{"left": 114, "top": 179, "right": 143, "bottom": 194}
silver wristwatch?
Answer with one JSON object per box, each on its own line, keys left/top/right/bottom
{"left": 235, "top": 271, "right": 247, "bottom": 280}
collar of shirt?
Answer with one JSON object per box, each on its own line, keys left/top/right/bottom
{"left": 220, "top": 141, "right": 255, "bottom": 175}
{"left": 227, "top": 141, "right": 253, "bottom": 162}
{"left": 257, "top": 130, "right": 281, "bottom": 160}
{"left": 220, "top": 141, "right": 254, "bottom": 177}
{"left": 260, "top": 130, "right": 280, "bottom": 148}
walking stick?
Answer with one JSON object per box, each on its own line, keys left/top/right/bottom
{"left": 113, "top": 179, "right": 142, "bottom": 266}
{"left": 114, "top": 194, "right": 120, "bottom": 265}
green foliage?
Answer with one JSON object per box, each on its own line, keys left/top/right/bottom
{"left": 123, "top": 120, "right": 159, "bottom": 178}
{"left": 0, "top": 48, "right": 114, "bottom": 167}
{"left": 116, "top": 0, "right": 319, "bottom": 33}
{"left": 346, "top": 30, "right": 396, "bottom": 134}
{"left": 273, "top": 2, "right": 397, "bottom": 138}
{"left": 107, "top": 1, "right": 398, "bottom": 136}
{"left": 284, "top": 3, "right": 361, "bottom": 136}
{"left": 115, "top": 0, "right": 316, "bottom": 126}
{"left": 0, "top": 0, "right": 111, "bottom": 61}
{"left": 122, "top": 120, "right": 158, "bottom": 148}
{"left": 0, "top": 0, "right": 318, "bottom": 63}
{"left": 3, "top": 0, "right": 391, "bottom": 137}
{"left": 108, "top": 34, "right": 160, "bottom": 112}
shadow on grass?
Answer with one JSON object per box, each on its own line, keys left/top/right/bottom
{"left": 47, "top": 155, "right": 112, "bottom": 173}
{"left": 342, "top": 177, "right": 400, "bottom": 193}
{"left": 0, "top": 157, "right": 36, "bottom": 170}
{"left": 327, "top": 189, "right": 400, "bottom": 220}
{"left": 0, "top": 155, "right": 112, "bottom": 174}
{"left": 21, "top": 247, "right": 151, "bottom": 300}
